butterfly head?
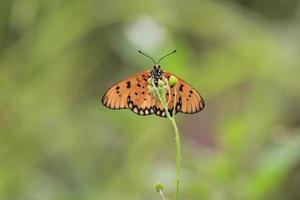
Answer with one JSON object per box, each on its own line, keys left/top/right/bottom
{"left": 138, "top": 50, "right": 177, "bottom": 85}
{"left": 153, "top": 64, "right": 161, "bottom": 69}
{"left": 151, "top": 64, "right": 164, "bottom": 86}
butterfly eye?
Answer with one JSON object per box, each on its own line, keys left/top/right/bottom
{"left": 153, "top": 64, "right": 160, "bottom": 69}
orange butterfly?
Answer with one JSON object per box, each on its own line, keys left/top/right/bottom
{"left": 102, "top": 50, "right": 205, "bottom": 117}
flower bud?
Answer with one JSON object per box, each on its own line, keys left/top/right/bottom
{"left": 154, "top": 183, "right": 164, "bottom": 192}
{"left": 158, "top": 79, "right": 165, "bottom": 87}
{"left": 147, "top": 85, "right": 153, "bottom": 92}
{"left": 147, "top": 77, "right": 153, "bottom": 85}
{"left": 169, "top": 75, "right": 178, "bottom": 87}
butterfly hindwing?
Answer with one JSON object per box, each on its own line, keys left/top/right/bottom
{"left": 128, "top": 87, "right": 157, "bottom": 116}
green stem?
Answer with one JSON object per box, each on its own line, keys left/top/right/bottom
{"left": 152, "top": 79, "right": 182, "bottom": 200}
{"left": 159, "top": 190, "right": 167, "bottom": 200}
{"left": 170, "top": 117, "right": 181, "bottom": 200}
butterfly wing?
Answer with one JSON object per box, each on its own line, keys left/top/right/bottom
{"left": 102, "top": 71, "right": 157, "bottom": 115}
{"left": 154, "top": 72, "right": 205, "bottom": 117}
{"left": 102, "top": 70, "right": 204, "bottom": 117}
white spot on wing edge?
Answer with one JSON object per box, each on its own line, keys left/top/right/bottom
{"left": 128, "top": 102, "right": 133, "bottom": 109}
{"left": 139, "top": 109, "right": 144, "bottom": 115}
{"left": 176, "top": 104, "right": 181, "bottom": 111}
{"left": 133, "top": 107, "right": 138, "bottom": 113}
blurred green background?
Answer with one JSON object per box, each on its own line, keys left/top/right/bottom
{"left": 1, "top": 0, "right": 300, "bottom": 199}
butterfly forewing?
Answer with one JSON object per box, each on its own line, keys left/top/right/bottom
{"left": 102, "top": 71, "right": 151, "bottom": 110}
{"left": 102, "top": 70, "right": 160, "bottom": 116}
{"left": 163, "top": 72, "right": 205, "bottom": 115}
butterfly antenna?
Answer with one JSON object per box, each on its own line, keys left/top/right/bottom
{"left": 157, "top": 50, "right": 177, "bottom": 64}
{"left": 138, "top": 50, "right": 157, "bottom": 64}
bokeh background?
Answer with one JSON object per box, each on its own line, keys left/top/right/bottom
{"left": 1, "top": 0, "right": 300, "bottom": 199}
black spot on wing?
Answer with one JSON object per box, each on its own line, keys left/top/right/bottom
{"left": 127, "top": 97, "right": 155, "bottom": 116}
{"left": 179, "top": 84, "right": 184, "bottom": 91}
{"left": 126, "top": 81, "right": 131, "bottom": 88}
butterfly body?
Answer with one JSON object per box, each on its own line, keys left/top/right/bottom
{"left": 151, "top": 64, "right": 164, "bottom": 86}
{"left": 102, "top": 66, "right": 205, "bottom": 117}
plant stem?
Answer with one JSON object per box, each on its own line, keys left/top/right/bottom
{"left": 151, "top": 79, "right": 182, "bottom": 200}
{"left": 159, "top": 190, "right": 167, "bottom": 200}
{"left": 170, "top": 117, "right": 181, "bottom": 200}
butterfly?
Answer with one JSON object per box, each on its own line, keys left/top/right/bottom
{"left": 102, "top": 50, "right": 205, "bottom": 117}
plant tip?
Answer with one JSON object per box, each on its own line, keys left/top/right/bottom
{"left": 154, "top": 183, "right": 165, "bottom": 192}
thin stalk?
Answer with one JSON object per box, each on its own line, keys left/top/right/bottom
{"left": 152, "top": 79, "right": 182, "bottom": 200}
{"left": 170, "top": 117, "right": 181, "bottom": 200}
{"left": 159, "top": 190, "right": 167, "bottom": 200}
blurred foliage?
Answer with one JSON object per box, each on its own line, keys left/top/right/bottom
{"left": 1, "top": 0, "right": 300, "bottom": 200}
